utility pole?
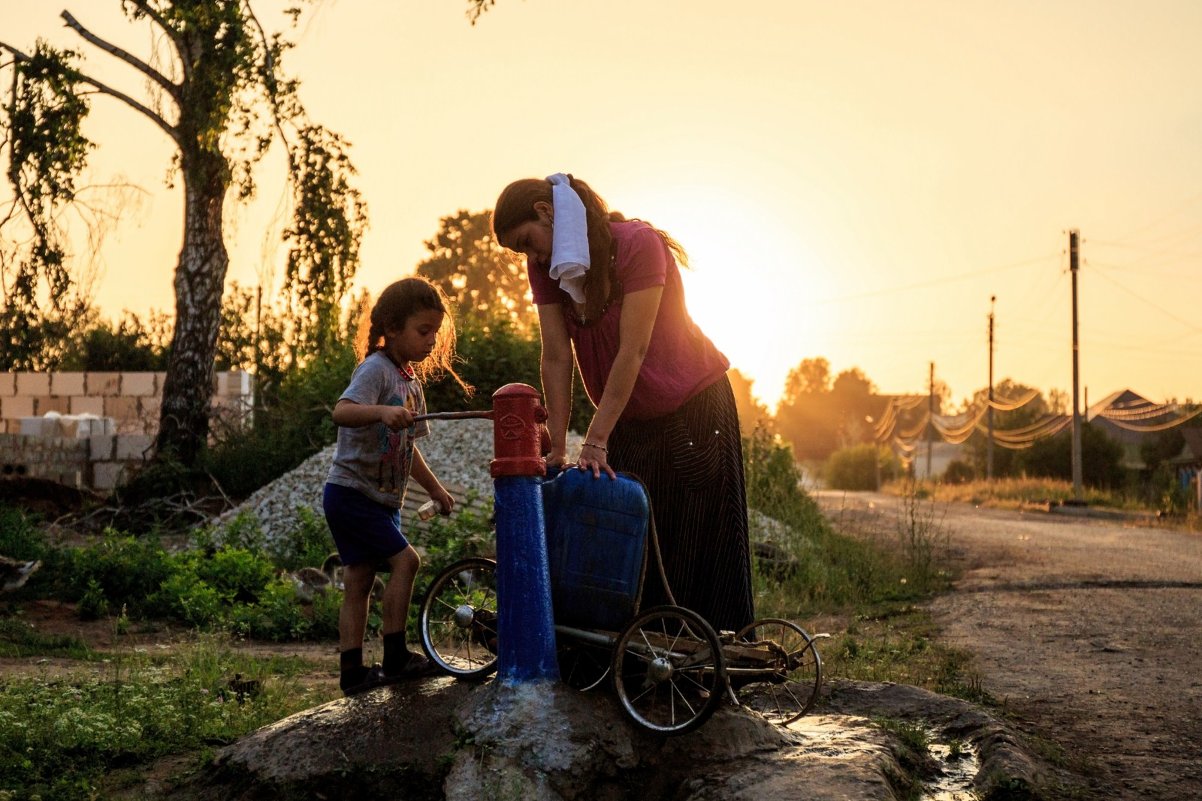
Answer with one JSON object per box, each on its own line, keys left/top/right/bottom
{"left": 987, "top": 296, "right": 995, "bottom": 481}
{"left": 1070, "top": 229, "right": 1084, "bottom": 501}
{"left": 927, "top": 361, "right": 935, "bottom": 480}
{"left": 254, "top": 284, "right": 263, "bottom": 415}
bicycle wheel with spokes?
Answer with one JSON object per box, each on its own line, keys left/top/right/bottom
{"left": 558, "top": 638, "right": 612, "bottom": 691}
{"left": 728, "top": 617, "right": 822, "bottom": 725}
{"left": 419, "top": 557, "right": 499, "bottom": 679}
{"left": 611, "top": 605, "right": 726, "bottom": 735}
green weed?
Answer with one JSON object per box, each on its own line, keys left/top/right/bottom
{"left": 0, "top": 635, "right": 334, "bottom": 800}
{"left": 0, "top": 617, "right": 93, "bottom": 660}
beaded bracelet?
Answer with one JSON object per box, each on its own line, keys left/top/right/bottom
{"left": 583, "top": 441, "right": 608, "bottom": 453}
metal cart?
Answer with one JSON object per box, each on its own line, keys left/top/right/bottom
{"left": 419, "top": 466, "right": 825, "bottom": 736}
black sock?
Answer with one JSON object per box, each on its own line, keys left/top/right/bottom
{"left": 383, "top": 631, "right": 411, "bottom": 674}
{"left": 339, "top": 647, "right": 368, "bottom": 691}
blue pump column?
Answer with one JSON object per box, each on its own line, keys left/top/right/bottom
{"left": 493, "top": 476, "right": 559, "bottom": 683}
{"left": 489, "top": 383, "right": 559, "bottom": 684}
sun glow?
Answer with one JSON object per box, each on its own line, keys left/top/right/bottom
{"left": 627, "top": 185, "right": 836, "bottom": 410}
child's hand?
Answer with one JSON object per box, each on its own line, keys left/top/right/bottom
{"left": 380, "top": 405, "right": 415, "bottom": 430}
{"left": 430, "top": 486, "right": 455, "bottom": 516}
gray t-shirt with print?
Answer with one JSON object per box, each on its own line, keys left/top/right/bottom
{"left": 325, "top": 351, "right": 429, "bottom": 508}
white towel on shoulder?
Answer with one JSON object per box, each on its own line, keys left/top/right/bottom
{"left": 546, "top": 173, "right": 590, "bottom": 304}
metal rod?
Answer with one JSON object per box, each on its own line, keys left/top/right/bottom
{"left": 411, "top": 408, "right": 490, "bottom": 420}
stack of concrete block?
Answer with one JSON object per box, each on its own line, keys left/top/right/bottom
{"left": 0, "top": 433, "right": 89, "bottom": 487}
{"left": 19, "top": 412, "right": 116, "bottom": 438}
{"left": 0, "top": 370, "right": 254, "bottom": 491}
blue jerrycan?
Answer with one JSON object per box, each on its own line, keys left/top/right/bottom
{"left": 541, "top": 469, "right": 650, "bottom": 631}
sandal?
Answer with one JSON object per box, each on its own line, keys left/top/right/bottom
{"left": 381, "top": 652, "right": 443, "bottom": 683}
{"left": 343, "top": 665, "right": 387, "bottom": 697}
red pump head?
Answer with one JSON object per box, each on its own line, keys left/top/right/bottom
{"left": 489, "top": 383, "right": 548, "bottom": 478}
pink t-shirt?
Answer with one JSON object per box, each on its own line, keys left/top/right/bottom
{"left": 529, "top": 220, "right": 729, "bottom": 420}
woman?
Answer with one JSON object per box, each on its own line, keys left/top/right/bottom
{"left": 492, "top": 173, "right": 754, "bottom": 632}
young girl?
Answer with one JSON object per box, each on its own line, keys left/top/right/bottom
{"left": 323, "top": 277, "right": 470, "bottom": 695}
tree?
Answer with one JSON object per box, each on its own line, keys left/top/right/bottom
{"left": 963, "top": 379, "right": 1050, "bottom": 477}
{"left": 0, "top": 2, "right": 366, "bottom": 468}
{"left": 784, "top": 357, "right": 832, "bottom": 397}
{"left": 830, "top": 367, "right": 877, "bottom": 446}
{"left": 775, "top": 358, "right": 837, "bottom": 461}
{"left": 775, "top": 358, "right": 891, "bottom": 461}
{"left": 1019, "top": 423, "right": 1125, "bottom": 488}
{"left": 61, "top": 311, "right": 171, "bottom": 371}
{"left": 0, "top": 39, "right": 96, "bottom": 370}
{"left": 414, "top": 209, "right": 535, "bottom": 335}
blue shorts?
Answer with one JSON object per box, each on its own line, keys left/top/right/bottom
{"left": 322, "top": 482, "right": 409, "bottom": 566}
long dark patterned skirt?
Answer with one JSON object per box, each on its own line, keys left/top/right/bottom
{"left": 607, "top": 375, "right": 755, "bottom": 633}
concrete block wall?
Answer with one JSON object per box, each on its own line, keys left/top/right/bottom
{"left": 0, "top": 435, "right": 89, "bottom": 488}
{"left": 0, "top": 371, "right": 253, "bottom": 435}
{"left": 0, "top": 371, "right": 254, "bottom": 491}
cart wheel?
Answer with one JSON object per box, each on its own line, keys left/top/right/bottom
{"left": 729, "top": 617, "right": 822, "bottom": 725}
{"left": 419, "top": 557, "right": 499, "bottom": 679}
{"left": 558, "top": 639, "right": 612, "bottom": 691}
{"left": 611, "top": 605, "right": 726, "bottom": 735}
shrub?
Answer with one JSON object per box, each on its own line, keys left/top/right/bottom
{"left": 942, "top": 459, "right": 975, "bottom": 484}
{"left": 198, "top": 509, "right": 266, "bottom": 553}
{"left": 227, "top": 577, "right": 314, "bottom": 641}
{"left": 1018, "top": 422, "right": 1126, "bottom": 488}
{"left": 150, "top": 569, "right": 230, "bottom": 627}
{"left": 825, "top": 444, "right": 898, "bottom": 491}
{"left": 50, "top": 532, "right": 174, "bottom": 616}
{"left": 194, "top": 547, "right": 276, "bottom": 604}
{"left": 0, "top": 504, "right": 48, "bottom": 562}
{"left": 269, "top": 505, "right": 336, "bottom": 571}
{"left": 742, "top": 428, "right": 820, "bottom": 527}
{"left": 59, "top": 312, "right": 170, "bottom": 371}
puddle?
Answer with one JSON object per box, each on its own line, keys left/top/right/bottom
{"left": 923, "top": 735, "right": 979, "bottom": 801}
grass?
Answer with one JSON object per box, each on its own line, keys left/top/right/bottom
{"left": 904, "top": 476, "right": 1136, "bottom": 511}
{"left": 745, "top": 456, "right": 983, "bottom": 703}
{"left": 884, "top": 476, "right": 1202, "bottom": 533}
{"left": 0, "top": 632, "right": 337, "bottom": 800}
{"left": 820, "top": 606, "right": 993, "bottom": 704}
{"left": 0, "top": 617, "right": 95, "bottom": 661}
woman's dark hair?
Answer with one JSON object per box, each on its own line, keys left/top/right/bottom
{"left": 361, "top": 277, "right": 472, "bottom": 394}
{"left": 492, "top": 175, "right": 688, "bottom": 321}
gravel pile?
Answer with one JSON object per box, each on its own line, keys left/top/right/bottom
{"left": 212, "top": 418, "right": 582, "bottom": 545}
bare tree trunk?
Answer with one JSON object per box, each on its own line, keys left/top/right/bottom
{"left": 156, "top": 153, "right": 228, "bottom": 467}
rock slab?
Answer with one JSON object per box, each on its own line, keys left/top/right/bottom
{"left": 177, "top": 678, "right": 1046, "bottom": 801}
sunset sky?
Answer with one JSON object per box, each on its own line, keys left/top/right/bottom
{"left": 2, "top": 1, "right": 1200, "bottom": 410}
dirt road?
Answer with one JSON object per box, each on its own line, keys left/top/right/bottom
{"left": 815, "top": 491, "right": 1202, "bottom": 801}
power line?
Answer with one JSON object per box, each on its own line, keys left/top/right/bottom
{"left": 1107, "top": 191, "right": 1202, "bottom": 243}
{"left": 1088, "top": 265, "right": 1201, "bottom": 333}
{"left": 815, "top": 253, "right": 1059, "bottom": 304}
